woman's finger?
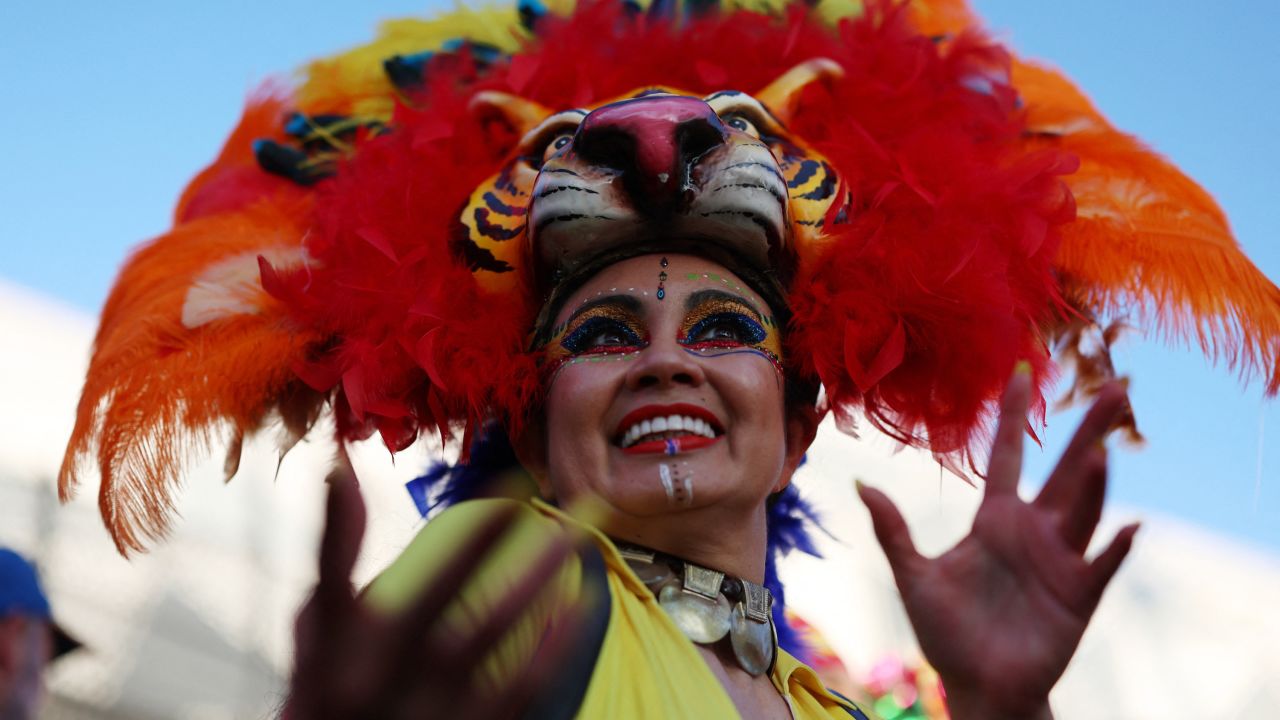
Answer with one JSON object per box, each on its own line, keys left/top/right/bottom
{"left": 288, "top": 469, "right": 369, "bottom": 720}
{"left": 386, "top": 505, "right": 522, "bottom": 664}
{"left": 1053, "top": 443, "right": 1108, "bottom": 553}
{"left": 985, "top": 365, "right": 1032, "bottom": 498}
{"left": 1084, "top": 522, "right": 1140, "bottom": 610}
{"left": 317, "top": 468, "right": 367, "bottom": 607}
{"left": 434, "top": 536, "right": 576, "bottom": 674}
{"left": 1035, "top": 382, "right": 1128, "bottom": 515}
{"left": 857, "top": 481, "right": 922, "bottom": 581}
{"left": 473, "top": 599, "right": 590, "bottom": 720}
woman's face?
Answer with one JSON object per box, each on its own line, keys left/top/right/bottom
{"left": 529, "top": 253, "right": 807, "bottom": 519}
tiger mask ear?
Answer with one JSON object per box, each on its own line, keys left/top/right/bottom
{"left": 469, "top": 91, "right": 554, "bottom": 149}
{"left": 756, "top": 58, "right": 844, "bottom": 126}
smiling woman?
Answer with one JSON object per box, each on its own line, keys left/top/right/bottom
{"left": 349, "top": 265, "right": 828, "bottom": 720}
{"left": 53, "top": 0, "right": 1280, "bottom": 718}
{"left": 531, "top": 254, "right": 799, "bottom": 547}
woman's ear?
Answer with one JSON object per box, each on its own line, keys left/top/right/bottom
{"left": 510, "top": 416, "right": 553, "bottom": 498}
{"left": 776, "top": 402, "right": 822, "bottom": 493}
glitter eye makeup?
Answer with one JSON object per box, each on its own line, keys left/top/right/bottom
{"left": 540, "top": 285, "right": 782, "bottom": 381}
{"left": 542, "top": 296, "right": 648, "bottom": 378}
{"left": 561, "top": 315, "right": 645, "bottom": 354}
{"left": 684, "top": 312, "right": 767, "bottom": 346}
{"left": 678, "top": 290, "right": 783, "bottom": 372}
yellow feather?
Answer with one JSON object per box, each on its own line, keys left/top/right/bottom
{"left": 295, "top": 4, "right": 529, "bottom": 117}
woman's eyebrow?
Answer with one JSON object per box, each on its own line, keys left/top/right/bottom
{"left": 684, "top": 288, "right": 764, "bottom": 322}
{"left": 564, "top": 294, "right": 644, "bottom": 325}
{"left": 537, "top": 294, "right": 643, "bottom": 348}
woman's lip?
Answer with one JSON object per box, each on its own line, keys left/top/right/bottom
{"left": 614, "top": 403, "right": 725, "bottom": 440}
{"left": 622, "top": 435, "right": 720, "bottom": 455}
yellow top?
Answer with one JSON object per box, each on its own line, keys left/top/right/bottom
{"left": 365, "top": 497, "right": 876, "bottom": 719}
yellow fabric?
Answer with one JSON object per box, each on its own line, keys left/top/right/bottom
{"left": 365, "top": 498, "right": 876, "bottom": 719}
{"left": 363, "top": 498, "right": 584, "bottom": 689}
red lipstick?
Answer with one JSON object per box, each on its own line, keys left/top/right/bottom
{"left": 623, "top": 435, "right": 719, "bottom": 455}
{"left": 614, "top": 403, "right": 724, "bottom": 456}
{"left": 614, "top": 403, "right": 724, "bottom": 439}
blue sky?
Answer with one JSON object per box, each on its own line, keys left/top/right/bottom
{"left": 2, "top": 0, "right": 1277, "bottom": 550}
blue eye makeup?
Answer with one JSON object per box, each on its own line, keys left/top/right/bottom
{"left": 683, "top": 312, "right": 767, "bottom": 346}
{"left": 541, "top": 297, "right": 648, "bottom": 378}
{"left": 678, "top": 291, "right": 783, "bottom": 372}
{"left": 540, "top": 288, "right": 783, "bottom": 378}
{"left": 561, "top": 316, "right": 646, "bottom": 354}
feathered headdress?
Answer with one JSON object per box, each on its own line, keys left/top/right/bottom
{"left": 61, "top": 0, "right": 1280, "bottom": 554}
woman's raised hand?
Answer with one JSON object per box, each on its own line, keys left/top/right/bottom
{"left": 857, "top": 367, "right": 1139, "bottom": 720}
{"left": 283, "top": 469, "right": 581, "bottom": 720}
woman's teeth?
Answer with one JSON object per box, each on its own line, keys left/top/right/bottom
{"left": 620, "top": 415, "right": 718, "bottom": 448}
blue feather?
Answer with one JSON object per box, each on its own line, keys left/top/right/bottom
{"left": 765, "top": 482, "right": 826, "bottom": 661}
{"left": 404, "top": 426, "right": 522, "bottom": 517}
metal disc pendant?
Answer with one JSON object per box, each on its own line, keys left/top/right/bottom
{"left": 625, "top": 559, "right": 672, "bottom": 586}
{"left": 729, "top": 602, "right": 775, "bottom": 677}
{"left": 659, "top": 583, "right": 732, "bottom": 643}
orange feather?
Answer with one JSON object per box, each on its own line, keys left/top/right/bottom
{"left": 905, "top": 0, "right": 977, "bottom": 38}
{"left": 59, "top": 198, "right": 323, "bottom": 554}
{"left": 1015, "top": 59, "right": 1280, "bottom": 394}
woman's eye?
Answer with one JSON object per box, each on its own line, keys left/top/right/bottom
{"left": 562, "top": 318, "right": 643, "bottom": 354}
{"left": 722, "top": 114, "right": 760, "bottom": 138}
{"left": 542, "top": 133, "right": 574, "bottom": 163}
{"left": 686, "top": 313, "right": 765, "bottom": 345}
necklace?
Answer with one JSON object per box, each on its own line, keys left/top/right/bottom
{"left": 615, "top": 542, "right": 777, "bottom": 677}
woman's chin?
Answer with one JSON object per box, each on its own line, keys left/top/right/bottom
{"left": 594, "top": 455, "right": 744, "bottom": 517}
{"left": 549, "top": 437, "right": 777, "bottom": 520}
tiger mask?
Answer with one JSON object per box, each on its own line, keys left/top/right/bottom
{"left": 461, "top": 59, "right": 846, "bottom": 295}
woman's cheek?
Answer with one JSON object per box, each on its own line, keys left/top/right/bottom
{"left": 545, "top": 350, "right": 639, "bottom": 393}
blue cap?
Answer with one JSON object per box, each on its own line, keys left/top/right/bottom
{"left": 0, "top": 548, "right": 80, "bottom": 657}
{"left": 0, "top": 549, "right": 52, "bottom": 620}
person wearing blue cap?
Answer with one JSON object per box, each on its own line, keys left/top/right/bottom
{"left": 0, "top": 549, "right": 79, "bottom": 720}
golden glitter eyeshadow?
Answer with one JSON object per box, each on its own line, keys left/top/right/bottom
{"left": 541, "top": 291, "right": 783, "bottom": 377}
{"left": 678, "top": 294, "right": 783, "bottom": 371}
{"left": 541, "top": 300, "right": 648, "bottom": 375}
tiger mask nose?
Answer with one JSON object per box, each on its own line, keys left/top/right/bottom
{"left": 573, "top": 95, "right": 728, "bottom": 213}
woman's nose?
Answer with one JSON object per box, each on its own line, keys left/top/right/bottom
{"left": 624, "top": 338, "right": 707, "bottom": 391}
